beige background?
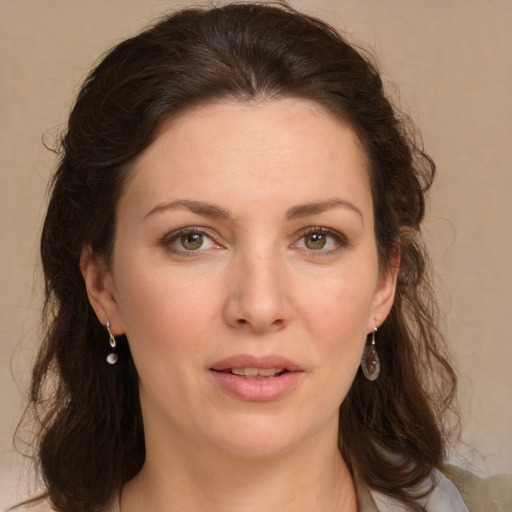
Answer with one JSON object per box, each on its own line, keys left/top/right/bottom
{"left": 1, "top": 0, "right": 511, "bottom": 507}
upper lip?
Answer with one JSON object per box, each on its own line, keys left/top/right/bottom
{"left": 210, "top": 354, "right": 303, "bottom": 372}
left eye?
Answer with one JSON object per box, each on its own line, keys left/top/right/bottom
{"left": 294, "top": 229, "right": 344, "bottom": 252}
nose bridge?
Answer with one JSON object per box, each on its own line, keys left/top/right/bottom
{"left": 224, "top": 240, "right": 290, "bottom": 332}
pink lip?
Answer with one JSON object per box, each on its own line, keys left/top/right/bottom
{"left": 210, "top": 354, "right": 304, "bottom": 402}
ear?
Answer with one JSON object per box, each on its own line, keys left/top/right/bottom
{"left": 369, "top": 245, "right": 400, "bottom": 331}
{"left": 80, "top": 245, "right": 125, "bottom": 335}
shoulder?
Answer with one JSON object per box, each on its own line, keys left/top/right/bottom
{"left": 368, "top": 465, "right": 512, "bottom": 512}
{"left": 443, "top": 464, "right": 512, "bottom": 512}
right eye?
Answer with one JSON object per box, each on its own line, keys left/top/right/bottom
{"left": 164, "top": 227, "right": 220, "bottom": 254}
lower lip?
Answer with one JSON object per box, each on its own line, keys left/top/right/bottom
{"left": 210, "top": 371, "right": 304, "bottom": 402}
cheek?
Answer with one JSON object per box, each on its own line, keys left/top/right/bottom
{"left": 113, "top": 262, "right": 223, "bottom": 362}
{"left": 297, "top": 270, "right": 376, "bottom": 337}
{"left": 294, "top": 269, "right": 376, "bottom": 387}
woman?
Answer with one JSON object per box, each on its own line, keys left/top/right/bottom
{"left": 16, "top": 3, "right": 511, "bottom": 512}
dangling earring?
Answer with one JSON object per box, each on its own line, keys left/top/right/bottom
{"left": 361, "top": 326, "right": 380, "bottom": 381}
{"left": 106, "top": 320, "right": 118, "bottom": 365}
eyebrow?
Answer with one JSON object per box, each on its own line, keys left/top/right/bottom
{"left": 285, "top": 198, "right": 363, "bottom": 222}
{"left": 144, "top": 197, "right": 363, "bottom": 222}
{"left": 144, "top": 199, "right": 231, "bottom": 220}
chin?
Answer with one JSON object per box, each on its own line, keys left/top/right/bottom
{"left": 213, "top": 433, "right": 301, "bottom": 460}
{"left": 202, "top": 410, "right": 335, "bottom": 461}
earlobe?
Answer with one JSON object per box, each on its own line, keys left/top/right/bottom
{"left": 79, "top": 246, "right": 124, "bottom": 335}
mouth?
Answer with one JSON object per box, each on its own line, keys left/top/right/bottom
{"left": 213, "top": 367, "right": 290, "bottom": 379}
{"left": 209, "top": 355, "right": 304, "bottom": 401}
{"left": 210, "top": 354, "right": 303, "bottom": 375}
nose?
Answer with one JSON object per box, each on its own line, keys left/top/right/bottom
{"left": 223, "top": 250, "right": 292, "bottom": 334}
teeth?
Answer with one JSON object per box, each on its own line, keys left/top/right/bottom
{"left": 258, "top": 368, "right": 281, "bottom": 376}
{"left": 230, "top": 367, "right": 283, "bottom": 378}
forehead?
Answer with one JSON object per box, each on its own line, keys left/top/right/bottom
{"left": 120, "top": 98, "right": 371, "bottom": 217}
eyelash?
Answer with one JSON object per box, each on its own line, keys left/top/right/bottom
{"left": 293, "top": 227, "right": 349, "bottom": 256}
{"left": 161, "top": 226, "right": 349, "bottom": 256}
{"left": 162, "top": 226, "right": 219, "bottom": 256}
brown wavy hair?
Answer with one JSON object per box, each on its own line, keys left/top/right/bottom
{"left": 17, "top": 3, "right": 457, "bottom": 511}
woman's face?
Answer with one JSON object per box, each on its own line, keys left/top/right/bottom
{"left": 83, "top": 98, "right": 397, "bottom": 460}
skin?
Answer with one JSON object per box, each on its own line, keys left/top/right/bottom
{"left": 81, "top": 98, "right": 398, "bottom": 511}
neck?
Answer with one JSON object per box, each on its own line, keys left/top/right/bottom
{"left": 121, "top": 425, "right": 358, "bottom": 512}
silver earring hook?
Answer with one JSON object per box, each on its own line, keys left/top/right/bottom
{"left": 106, "top": 320, "right": 118, "bottom": 365}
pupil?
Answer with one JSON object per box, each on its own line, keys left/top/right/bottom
{"left": 306, "top": 233, "right": 326, "bottom": 249}
{"left": 182, "top": 233, "right": 203, "bottom": 250}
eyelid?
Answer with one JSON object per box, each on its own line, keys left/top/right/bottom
{"left": 292, "top": 226, "right": 350, "bottom": 254}
{"left": 161, "top": 226, "right": 222, "bottom": 254}
{"left": 161, "top": 225, "right": 349, "bottom": 256}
